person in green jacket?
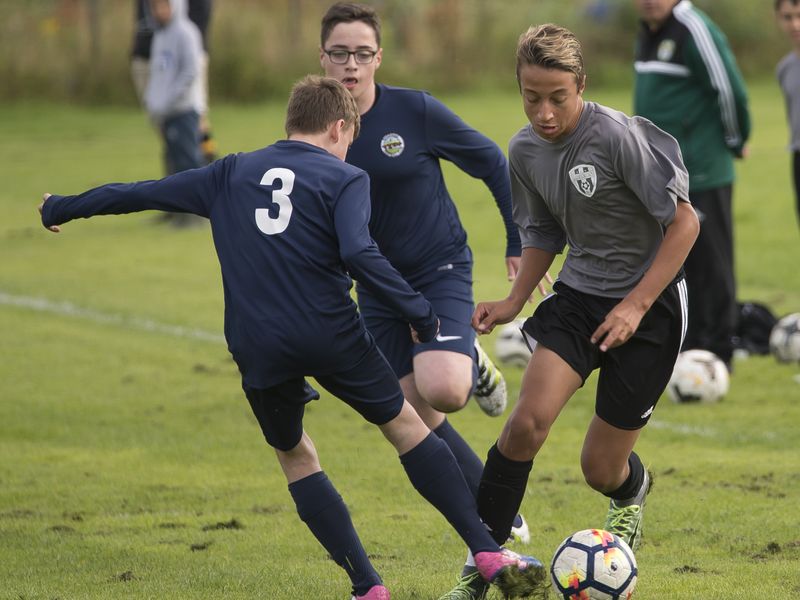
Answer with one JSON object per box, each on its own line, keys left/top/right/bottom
{"left": 633, "top": 0, "right": 750, "bottom": 369}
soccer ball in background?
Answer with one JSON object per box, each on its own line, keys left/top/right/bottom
{"left": 666, "top": 349, "right": 729, "bottom": 403}
{"left": 494, "top": 318, "right": 535, "bottom": 368}
{"left": 769, "top": 313, "right": 800, "bottom": 363}
{"left": 550, "top": 529, "right": 637, "bottom": 600}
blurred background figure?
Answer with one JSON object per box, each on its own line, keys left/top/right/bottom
{"left": 131, "top": 0, "right": 217, "bottom": 164}
{"left": 145, "top": 0, "right": 205, "bottom": 227}
{"left": 633, "top": 0, "right": 751, "bottom": 370}
{"left": 775, "top": 0, "right": 800, "bottom": 228}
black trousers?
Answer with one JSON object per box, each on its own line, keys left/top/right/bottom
{"left": 683, "top": 185, "right": 736, "bottom": 365}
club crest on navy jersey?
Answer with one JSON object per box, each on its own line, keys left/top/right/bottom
{"left": 569, "top": 164, "right": 597, "bottom": 198}
{"left": 380, "top": 133, "right": 405, "bottom": 157}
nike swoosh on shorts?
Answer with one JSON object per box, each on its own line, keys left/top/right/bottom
{"left": 435, "top": 334, "right": 463, "bottom": 342}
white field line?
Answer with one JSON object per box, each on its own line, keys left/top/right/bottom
{"left": 0, "top": 290, "right": 225, "bottom": 344}
{"left": 649, "top": 418, "right": 778, "bottom": 442}
{"left": 647, "top": 419, "right": 717, "bottom": 438}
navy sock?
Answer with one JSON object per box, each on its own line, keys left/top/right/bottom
{"left": 288, "top": 471, "right": 380, "bottom": 596}
{"left": 433, "top": 418, "right": 484, "bottom": 497}
{"left": 477, "top": 443, "right": 533, "bottom": 545}
{"left": 606, "top": 451, "right": 645, "bottom": 501}
{"left": 400, "top": 432, "right": 498, "bottom": 555}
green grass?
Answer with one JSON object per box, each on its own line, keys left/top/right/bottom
{"left": 1, "top": 81, "right": 799, "bottom": 599}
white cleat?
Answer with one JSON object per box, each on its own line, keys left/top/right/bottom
{"left": 510, "top": 513, "right": 531, "bottom": 545}
{"left": 473, "top": 340, "right": 508, "bottom": 417}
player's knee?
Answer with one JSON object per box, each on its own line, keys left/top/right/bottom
{"left": 580, "top": 459, "right": 619, "bottom": 493}
{"left": 419, "top": 379, "right": 470, "bottom": 413}
{"left": 502, "top": 412, "right": 548, "bottom": 458}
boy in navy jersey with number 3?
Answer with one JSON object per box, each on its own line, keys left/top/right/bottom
{"left": 38, "top": 76, "right": 545, "bottom": 600}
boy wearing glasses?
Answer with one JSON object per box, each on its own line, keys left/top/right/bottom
{"left": 320, "top": 3, "right": 538, "bottom": 550}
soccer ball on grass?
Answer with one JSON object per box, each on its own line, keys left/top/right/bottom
{"left": 550, "top": 528, "right": 637, "bottom": 600}
{"left": 769, "top": 313, "right": 800, "bottom": 363}
{"left": 666, "top": 349, "right": 729, "bottom": 403}
{"left": 494, "top": 318, "right": 535, "bottom": 368}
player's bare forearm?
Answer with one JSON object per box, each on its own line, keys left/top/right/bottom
{"left": 507, "top": 247, "right": 556, "bottom": 307}
{"left": 626, "top": 200, "right": 699, "bottom": 313}
{"left": 473, "top": 247, "right": 555, "bottom": 334}
{"left": 591, "top": 201, "right": 699, "bottom": 351}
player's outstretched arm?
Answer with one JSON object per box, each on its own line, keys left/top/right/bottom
{"left": 38, "top": 194, "right": 60, "bottom": 233}
{"left": 37, "top": 165, "right": 217, "bottom": 231}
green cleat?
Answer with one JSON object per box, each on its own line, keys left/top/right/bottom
{"left": 473, "top": 341, "right": 508, "bottom": 417}
{"left": 437, "top": 566, "right": 489, "bottom": 600}
{"left": 604, "top": 469, "right": 653, "bottom": 551}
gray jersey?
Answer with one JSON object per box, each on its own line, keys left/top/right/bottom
{"left": 777, "top": 52, "right": 800, "bottom": 152}
{"left": 509, "top": 101, "right": 689, "bottom": 297}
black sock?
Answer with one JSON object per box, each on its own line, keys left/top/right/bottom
{"left": 433, "top": 418, "right": 484, "bottom": 497}
{"left": 606, "top": 451, "right": 645, "bottom": 501}
{"left": 289, "top": 471, "right": 380, "bottom": 596}
{"left": 477, "top": 442, "right": 533, "bottom": 545}
{"left": 401, "top": 432, "right": 498, "bottom": 554}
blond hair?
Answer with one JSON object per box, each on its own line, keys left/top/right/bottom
{"left": 285, "top": 75, "right": 360, "bottom": 139}
{"left": 516, "top": 24, "right": 585, "bottom": 88}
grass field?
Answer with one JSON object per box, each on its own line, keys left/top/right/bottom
{"left": 1, "top": 81, "right": 799, "bottom": 599}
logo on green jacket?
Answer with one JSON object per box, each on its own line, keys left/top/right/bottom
{"left": 657, "top": 39, "right": 676, "bottom": 62}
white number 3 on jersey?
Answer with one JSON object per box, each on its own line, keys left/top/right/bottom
{"left": 256, "top": 167, "right": 295, "bottom": 235}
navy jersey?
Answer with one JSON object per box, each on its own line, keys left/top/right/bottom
{"left": 42, "top": 140, "right": 438, "bottom": 388}
{"left": 346, "top": 84, "right": 520, "bottom": 278}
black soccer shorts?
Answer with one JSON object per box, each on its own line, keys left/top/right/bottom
{"left": 244, "top": 341, "right": 406, "bottom": 451}
{"left": 522, "top": 278, "right": 688, "bottom": 430}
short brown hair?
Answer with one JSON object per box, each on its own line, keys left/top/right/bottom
{"left": 516, "top": 24, "right": 585, "bottom": 89}
{"left": 321, "top": 2, "right": 381, "bottom": 47}
{"left": 285, "top": 75, "right": 360, "bottom": 139}
{"left": 776, "top": 0, "right": 800, "bottom": 9}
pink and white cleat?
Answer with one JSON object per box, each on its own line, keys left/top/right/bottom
{"left": 351, "top": 584, "right": 390, "bottom": 600}
{"left": 474, "top": 548, "right": 547, "bottom": 599}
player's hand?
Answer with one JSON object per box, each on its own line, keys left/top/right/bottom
{"left": 535, "top": 271, "right": 554, "bottom": 298}
{"left": 506, "top": 257, "right": 553, "bottom": 302}
{"left": 506, "top": 256, "right": 521, "bottom": 281}
{"left": 38, "top": 193, "right": 60, "bottom": 233}
{"left": 472, "top": 298, "right": 520, "bottom": 335}
{"left": 410, "top": 319, "right": 439, "bottom": 344}
{"left": 590, "top": 299, "right": 645, "bottom": 352}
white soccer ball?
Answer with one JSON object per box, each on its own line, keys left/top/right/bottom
{"left": 666, "top": 349, "right": 729, "bottom": 403}
{"left": 769, "top": 313, "right": 800, "bottom": 363}
{"left": 551, "top": 529, "right": 637, "bottom": 600}
{"left": 494, "top": 318, "right": 535, "bottom": 368}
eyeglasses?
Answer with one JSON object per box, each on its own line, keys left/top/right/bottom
{"left": 323, "top": 49, "right": 377, "bottom": 65}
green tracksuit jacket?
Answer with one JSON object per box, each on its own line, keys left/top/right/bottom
{"left": 634, "top": 0, "right": 750, "bottom": 192}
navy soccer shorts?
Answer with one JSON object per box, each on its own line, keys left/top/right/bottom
{"left": 357, "top": 259, "right": 476, "bottom": 379}
{"left": 243, "top": 341, "right": 405, "bottom": 451}
{"left": 522, "top": 279, "right": 688, "bottom": 430}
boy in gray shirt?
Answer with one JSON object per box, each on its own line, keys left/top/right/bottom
{"left": 145, "top": 0, "right": 204, "bottom": 177}
{"left": 439, "top": 23, "right": 699, "bottom": 600}
{"left": 776, "top": 0, "right": 800, "bottom": 227}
